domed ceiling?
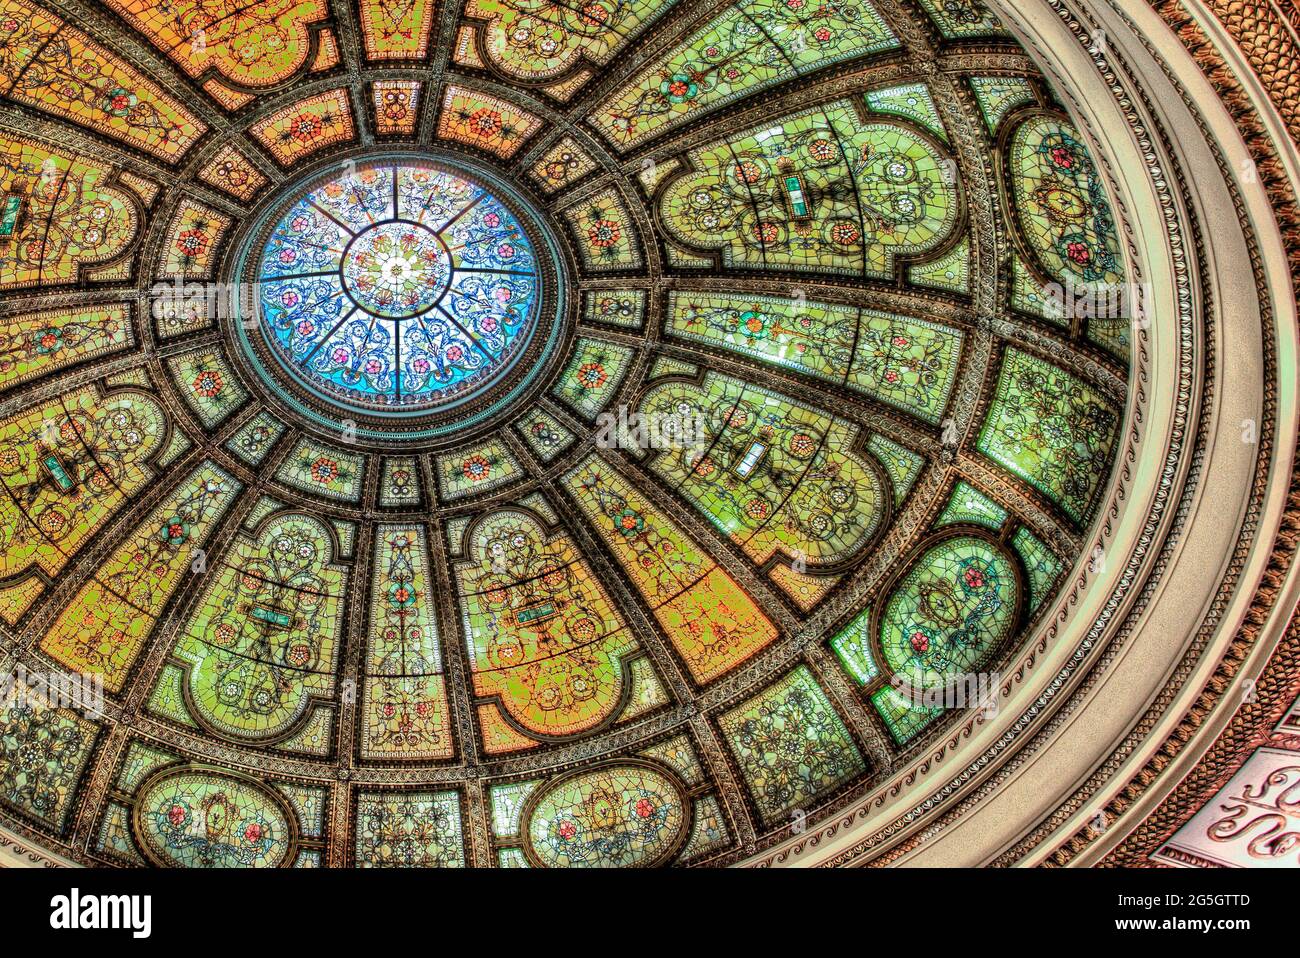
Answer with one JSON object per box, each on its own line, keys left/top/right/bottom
{"left": 0, "top": 0, "right": 1297, "bottom": 869}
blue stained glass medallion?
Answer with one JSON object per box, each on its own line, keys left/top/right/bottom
{"left": 254, "top": 158, "right": 545, "bottom": 415}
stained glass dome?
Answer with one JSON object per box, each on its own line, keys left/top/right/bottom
{"left": 0, "top": 0, "right": 1296, "bottom": 876}
{"left": 252, "top": 158, "right": 545, "bottom": 415}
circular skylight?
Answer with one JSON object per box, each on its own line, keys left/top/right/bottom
{"left": 254, "top": 159, "right": 543, "bottom": 415}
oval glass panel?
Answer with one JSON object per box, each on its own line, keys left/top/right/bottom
{"left": 880, "top": 535, "right": 1019, "bottom": 689}
{"left": 524, "top": 763, "right": 687, "bottom": 868}
{"left": 134, "top": 767, "right": 293, "bottom": 868}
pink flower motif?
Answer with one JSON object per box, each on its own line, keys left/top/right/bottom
{"left": 483, "top": 212, "right": 501, "bottom": 228}
{"left": 296, "top": 320, "right": 315, "bottom": 335}
{"left": 332, "top": 347, "right": 349, "bottom": 363}
{"left": 447, "top": 345, "right": 464, "bottom": 362}
{"left": 281, "top": 291, "right": 300, "bottom": 308}
{"left": 497, "top": 243, "right": 515, "bottom": 259}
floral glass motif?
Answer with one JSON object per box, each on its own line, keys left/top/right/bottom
{"left": 467, "top": 0, "right": 675, "bottom": 84}
{"left": 372, "top": 80, "right": 421, "bottom": 135}
{"left": 879, "top": 535, "right": 1018, "bottom": 690}
{"left": 102, "top": 0, "right": 328, "bottom": 88}
{"left": 659, "top": 102, "right": 959, "bottom": 277}
{"left": 718, "top": 666, "right": 865, "bottom": 825}
{"left": 592, "top": 0, "right": 898, "bottom": 148}
{"left": 256, "top": 159, "right": 543, "bottom": 415}
{"left": 667, "top": 291, "right": 962, "bottom": 424}
{"left": 638, "top": 372, "right": 888, "bottom": 569}
{"left": 1008, "top": 114, "right": 1125, "bottom": 289}
{"left": 0, "top": 684, "right": 98, "bottom": 830}
{"left": 248, "top": 88, "right": 354, "bottom": 165}
{"left": 523, "top": 763, "right": 688, "bottom": 867}
{"left": 359, "top": 0, "right": 437, "bottom": 60}
{"left": 977, "top": 348, "right": 1119, "bottom": 524}
{"left": 567, "top": 456, "right": 779, "bottom": 682}
{"left": 0, "top": 387, "right": 167, "bottom": 582}
{"left": 362, "top": 525, "right": 452, "bottom": 760}
{"left": 0, "top": 134, "right": 140, "bottom": 289}
{"left": 355, "top": 790, "right": 464, "bottom": 866}
{"left": 134, "top": 768, "right": 292, "bottom": 868}
{"left": 39, "top": 462, "right": 240, "bottom": 692}
{"left": 0, "top": 0, "right": 205, "bottom": 160}
{"left": 456, "top": 509, "right": 637, "bottom": 739}
{"left": 0, "top": 304, "right": 132, "bottom": 390}
{"left": 170, "top": 513, "right": 347, "bottom": 743}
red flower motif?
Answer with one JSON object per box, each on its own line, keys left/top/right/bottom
{"left": 588, "top": 219, "right": 621, "bottom": 248}
{"left": 244, "top": 823, "right": 263, "bottom": 843}
{"left": 310, "top": 457, "right": 338, "bottom": 484}
{"left": 468, "top": 108, "right": 502, "bottom": 137}
{"left": 462, "top": 455, "right": 491, "bottom": 482}
{"left": 576, "top": 362, "right": 607, "bottom": 389}
{"left": 964, "top": 566, "right": 986, "bottom": 589}
{"left": 557, "top": 820, "right": 578, "bottom": 841}
{"left": 167, "top": 804, "right": 186, "bottom": 827}
{"left": 910, "top": 631, "right": 930, "bottom": 653}
{"left": 830, "top": 222, "right": 860, "bottom": 245}
{"left": 1066, "top": 242, "right": 1092, "bottom": 265}
{"left": 580, "top": 3, "right": 609, "bottom": 25}
{"left": 192, "top": 370, "right": 223, "bottom": 397}
{"left": 1050, "top": 146, "right": 1076, "bottom": 169}
{"left": 175, "top": 229, "right": 209, "bottom": 257}
{"left": 635, "top": 798, "right": 655, "bottom": 818}
{"left": 291, "top": 114, "right": 322, "bottom": 142}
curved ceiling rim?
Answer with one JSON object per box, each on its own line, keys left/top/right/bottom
{"left": 746, "top": 0, "right": 1292, "bottom": 867}
{"left": 1031, "top": 0, "right": 1300, "bottom": 868}
{"left": 0, "top": 0, "right": 1283, "bottom": 869}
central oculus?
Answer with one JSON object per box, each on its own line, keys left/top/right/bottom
{"left": 341, "top": 220, "right": 451, "bottom": 319}
{"left": 255, "top": 158, "right": 543, "bottom": 414}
